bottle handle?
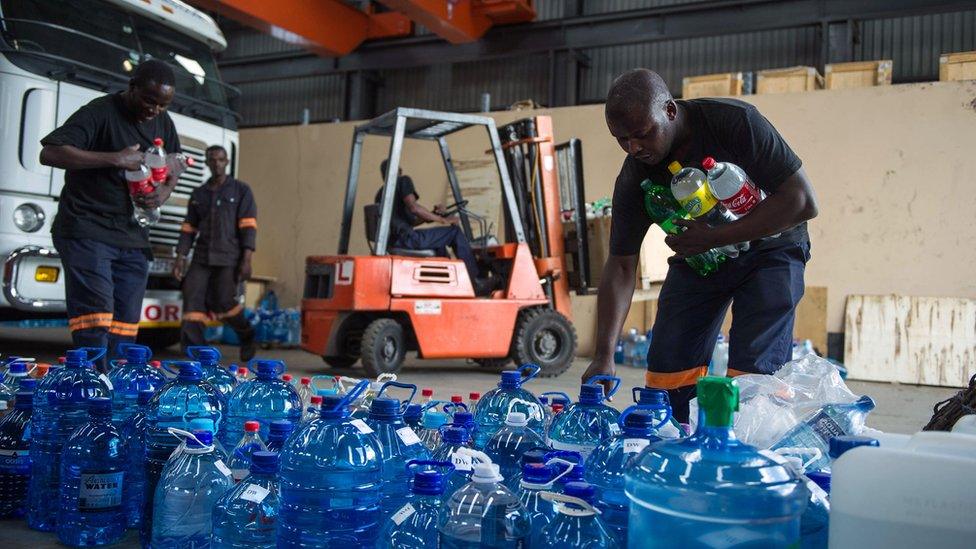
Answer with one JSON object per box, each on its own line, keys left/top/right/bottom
{"left": 186, "top": 345, "right": 220, "bottom": 362}
{"left": 80, "top": 347, "right": 107, "bottom": 363}
{"left": 159, "top": 360, "right": 182, "bottom": 377}
{"left": 632, "top": 387, "right": 672, "bottom": 406}
{"left": 247, "top": 359, "right": 286, "bottom": 377}
{"left": 585, "top": 375, "right": 621, "bottom": 400}
{"left": 117, "top": 342, "right": 153, "bottom": 361}
{"left": 441, "top": 402, "right": 468, "bottom": 415}
{"left": 540, "top": 491, "right": 601, "bottom": 516}
{"left": 333, "top": 379, "right": 369, "bottom": 411}
{"left": 107, "top": 359, "right": 124, "bottom": 375}
{"left": 518, "top": 363, "right": 541, "bottom": 383}
{"left": 506, "top": 397, "right": 543, "bottom": 423}
{"left": 619, "top": 404, "right": 673, "bottom": 431}
{"left": 310, "top": 375, "right": 341, "bottom": 396}
{"left": 540, "top": 391, "right": 571, "bottom": 406}
{"left": 543, "top": 456, "right": 578, "bottom": 485}
{"left": 377, "top": 381, "right": 418, "bottom": 409}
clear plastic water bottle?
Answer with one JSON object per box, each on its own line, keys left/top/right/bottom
{"left": 584, "top": 408, "right": 664, "bottom": 545}
{"left": 277, "top": 382, "right": 384, "bottom": 546}
{"left": 142, "top": 361, "right": 224, "bottom": 545}
{"left": 211, "top": 450, "right": 279, "bottom": 548}
{"left": 0, "top": 391, "right": 33, "bottom": 518}
{"left": 146, "top": 138, "right": 168, "bottom": 183}
{"left": 613, "top": 340, "right": 625, "bottom": 365}
{"left": 108, "top": 343, "right": 166, "bottom": 424}
{"left": 418, "top": 402, "right": 450, "bottom": 451}
{"left": 538, "top": 481, "right": 617, "bottom": 548}
{"left": 28, "top": 347, "right": 111, "bottom": 532}
{"left": 121, "top": 389, "right": 153, "bottom": 529}
{"left": 303, "top": 395, "right": 322, "bottom": 423}
{"left": 626, "top": 377, "right": 809, "bottom": 547}
{"left": 296, "top": 377, "right": 313, "bottom": 409}
{"left": 517, "top": 462, "right": 556, "bottom": 547}
{"left": 473, "top": 366, "right": 545, "bottom": 448}
{"left": 547, "top": 377, "right": 622, "bottom": 460}
{"left": 668, "top": 161, "right": 744, "bottom": 257}
{"left": 222, "top": 360, "right": 302, "bottom": 448}
{"left": 632, "top": 387, "right": 684, "bottom": 438}
{"left": 621, "top": 328, "right": 637, "bottom": 367}
{"left": 187, "top": 346, "right": 237, "bottom": 401}
{"left": 769, "top": 396, "right": 877, "bottom": 473}
{"left": 125, "top": 164, "right": 160, "bottom": 227}
{"left": 709, "top": 334, "right": 729, "bottom": 377}
{"left": 152, "top": 429, "right": 234, "bottom": 547}
{"left": 57, "top": 397, "right": 128, "bottom": 546}
{"left": 266, "top": 419, "right": 295, "bottom": 453}
{"left": 483, "top": 411, "right": 548, "bottom": 484}
{"left": 367, "top": 392, "right": 432, "bottom": 518}
{"left": 439, "top": 462, "right": 530, "bottom": 547}
{"left": 378, "top": 460, "right": 453, "bottom": 549}
{"left": 228, "top": 421, "right": 268, "bottom": 483}
{"left": 468, "top": 392, "right": 481, "bottom": 413}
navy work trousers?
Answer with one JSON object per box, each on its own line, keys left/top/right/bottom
{"left": 395, "top": 225, "right": 480, "bottom": 280}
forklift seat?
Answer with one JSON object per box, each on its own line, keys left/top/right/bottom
{"left": 363, "top": 204, "right": 436, "bottom": 257}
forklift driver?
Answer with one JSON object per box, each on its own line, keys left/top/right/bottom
{"left": 375, "top": 159, "right": 488, "bottom": 293}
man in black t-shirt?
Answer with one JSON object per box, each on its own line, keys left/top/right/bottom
{"left": 582, "top": 69, "right": 819, "bottom": 422}
{"left": 40, "top": 60, "right": 182, "bottom": 363}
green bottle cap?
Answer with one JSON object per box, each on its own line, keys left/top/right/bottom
{"left": 697, "top": 376, "right": 739, "bottom": 427}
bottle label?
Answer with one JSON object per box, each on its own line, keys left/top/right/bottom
{"left": 449, "top": 449, "right": 473, "bottom": 471}
{"left": 0, "top": 449, "right": 30, "bottom": 474}
{"left": 806, "top": 411, "right": 847, "bottom": 444}
{"left": 239, "top": 483, "right": 270, "bottom": 504}
{"left": 677, "top": 185, "right": 719, "bottom": 218}
{"left": 391, "top": 502, "right": 416, "bottom": 526}
{"left": 78, "top": 471, "right": 124, "bottom": 511}
{"left": 396, "top": 426, "right": 422, "bottom": 446}
{"left": 215, "top": 459, "right": 233, "bottom": 479}
{"left": 150, "top": 165, "right": 168, "bottom": 183}
{"left": 549, "top": 440, "right": 597, "bottom": 456}
{"left": 719, "top": 183, "right": 761, "bottom": 216}
{"left": 623, "top": 439, "right": 650, "bottom": 454}
{"left": 350, "top": 419, "right": 374, "bottom": 434}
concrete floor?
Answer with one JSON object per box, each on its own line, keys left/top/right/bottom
{"left": 0, "top": 327, "right": 959, "bottom": 547}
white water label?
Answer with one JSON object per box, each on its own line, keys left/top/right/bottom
{"left": 391, "top": 503, "right": 416, "bottom": 525}
{"left": 239, "top": 483, "right": 270, "bottom": 504}
{"left": 550, "top": 439, "right": 597, "bottom": 458}
{"left": 215, "top": 460, "right": 233, "bottom": 478}
{"left": 98, "top": 374, "right": 114, "bottom": 391}
{"left": 78, "top": 471, "right": 124, "bottom": 510}
{"left": 351, "top": 419, "right": 374, "bottom": 434}
{"left": 396, "top": 426, "right": 422, "bottom": 446}
{"left": 623, "top": 438, "right": 650, "bottom": 454}
{"left": 449, "top": 449, "right": 473, "bottom": 471}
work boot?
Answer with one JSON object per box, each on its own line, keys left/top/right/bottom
{"left": 239, "top": 329, "right": 257, "bottom": 362}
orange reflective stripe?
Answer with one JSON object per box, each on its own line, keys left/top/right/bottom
{"left": 644, "top": 366, "right": 709, "bottom": 390}
{"left": 237, "top": 217, "right": 257, "bottom": 229}
{"left": 68, "top": 312, "right": 113, "bottom": 332}
{"left": 726, "top": 368, "right": 751, "bottom": 378}
{"left": 181, "top": 223, "right": 197, "bottom": 233}
{"left": 183, "top": 312, "right": 209, "bottom": 323}
{"left": 109, "top": 321, "right": 139, "bottom": 337}
{"left": 216, "top": 303, "right": 243, "bottom": 319}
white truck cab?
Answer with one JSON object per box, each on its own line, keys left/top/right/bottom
{"left": 0, "top": 0, "right": 239, "bottom": 349}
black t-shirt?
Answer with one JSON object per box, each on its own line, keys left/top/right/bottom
{"left": 374, "top": 175, "right": 418, "bottom": 241}
{"left": 41, "top": 92, "right": 181, "bottom": 249}
{"left": 609, "top": 98, "right": 805, "bottom": 256}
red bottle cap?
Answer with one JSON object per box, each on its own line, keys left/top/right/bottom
{"left": 301, "top": 377, "right": 311, "bottom": 385}
{"left": 237, "top": 367, "right": 248, "bottom": 375}
{"left": 153, "top": 137, "right": 163, "bottom": 146}
{"left": 552, "top": 403, "right": 564, "bottom": 413}
{"left": 185, "top": 156, "right": 195, "bottom": 166}
{"left": 282, "top": 374, "right": 293, "bottom": 382}
{"left": 701, "top": 156, "right": 716, "bottom": 170}
{"left": 244, "top": 421, "right": 260, "bottom": 432}
{"left": 451, "top": 395, "right": 463, "bottom": 403}
{"left": 310, "top": 395, "right": 323, "bottom": 404}
{"left": 469, "top": 392, "right": 480, "bottom": 400}
{"left": 35, "top": 364, "right": 50, "bottom": 377}
{"left": 421, "top": 388, "right": 434, "bottom": 397}
{"left": 58, "top": 356, "right": 66, "bottom": 364}
{"left": 150, "top": 360, "right": 162, "bottom": 368}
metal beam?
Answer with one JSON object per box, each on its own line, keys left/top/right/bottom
{"left": 220, "top": 0, "right": 976, "bottom": 84}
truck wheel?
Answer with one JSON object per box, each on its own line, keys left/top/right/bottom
{"left": 511, "top": 307, "right": 577, "bottom": 378}
{"left": 137, "top": 328, "right": 181, "bottom": 353}
{"left": 360, "top": 318, "right": 406, "bottom": 377}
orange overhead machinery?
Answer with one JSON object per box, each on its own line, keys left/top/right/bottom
{"left": 301, "top": 108, "right": 578, "bottom": 377}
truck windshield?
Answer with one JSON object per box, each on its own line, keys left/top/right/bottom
{"left": 0, "top": 0, "right": 233, "bottom": 116}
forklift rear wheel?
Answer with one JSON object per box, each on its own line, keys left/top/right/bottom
{"left": 360, "top": 318, "right": 406, "bottom": 377}
{"left": 511, "top": 308, "right": 577, "bottom": 378}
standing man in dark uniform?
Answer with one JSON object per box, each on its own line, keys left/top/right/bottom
{"left": 173, "top": 145, "right": 257, "bottom": 361}
{"left": 39, "top": 60, "right": 181, "bottom": 363}
{"left": 582, "top": 69, "right": 819, "bottom": 423}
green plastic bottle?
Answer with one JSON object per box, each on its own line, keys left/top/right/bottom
{"left": 641, "top": 179, "right": 726, "bottom": 276}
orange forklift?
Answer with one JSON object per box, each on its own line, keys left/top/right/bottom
{"left": 301, "top": 108, "right": 585, "bottom": 377}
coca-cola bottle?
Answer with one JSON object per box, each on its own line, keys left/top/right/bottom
{"left": 145, "top": 138, "right": 168, "bottom": 183}
{"left": 668, "top": 161, "right": 748, "bottom": 257}
{"left": 125, "top": 164, "right": 160, "bottom": 227}
{"left": 702, "top": 157, "right": 778, "bottom": 238}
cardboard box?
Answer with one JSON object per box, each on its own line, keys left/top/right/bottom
{"left": 756, "top": 66, "right": 823, "bottom": 94}
{"left": 824, "top": 60, "right": 893, "bottom": 90}
{"left": 682, "top": 72, "right": 745, "bottom": 99}
{"left": 940, "top": 50, "right": 976, "bottom": 82}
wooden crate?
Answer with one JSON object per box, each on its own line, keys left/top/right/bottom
{"left": 824, "top": 60, "right": 893, "bottom": 90}
{"left": 940, "top": 51, "right": 976, "bottom": 82}
{"left": 682, "top": 72, "right": 745, "bottom": 99}
{"left": 756, "top": 66, "right": 823, "bottom": 94}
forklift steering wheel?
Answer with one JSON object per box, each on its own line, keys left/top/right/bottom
{"left": 440, "top": 200, "right": 469, "bottom": 215}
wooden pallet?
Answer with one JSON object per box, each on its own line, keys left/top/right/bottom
{"left": 756, "top": 66, "right": 823, "bottom": 94}
{"left": 682, "top": 72, "right": 746, "bottom": 99}
{"left": 940, "top": 50, "right": 976, "bottom": 82}
{"left": 824, "top": 60, "right": 893, "bottom": 90}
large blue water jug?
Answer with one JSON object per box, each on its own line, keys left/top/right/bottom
{"left": 108, "top": 343, "right": 166, "bottom": 424}
{"left": 584, "top": 408, "right": 664, "bottom": 545}
{"left": 431, "top": 425, "right": 480, "bottom": 498}
{"left": 266, "top": 419, "right": 295, "bottom": 453}
{"left": 187, "top": 346, "right": 237, "bottom": 401}
{"left": 366, "top": 384, "right": 431, "bottom": 518}
{"left": 626, "top": 377, "right": 809, "bottom": 548}
{"left": 547, "top": 376, "right": 622, "bottom": 460}
{"left": 121, "top": 389, "right": 154, "bottom": 528}
{"left": 57, "top": 397, "right": 128, "bottom": 546}
{"left": 538, "top": 481, "right": 617, "bottom": 548}
{"left": 28, "top": 347, "right": 111, "bottom": 532}
{"left": 222, "top": 360, "right": 302, "bottom": 448}
{"left": 211, "top": 450, "right": 280, "bottom": 548}
{"left": 473, "top": 366, "right": 545, "bottom": 448}
{"left": 483, "top": 411, "right": 548, "bottom": 484}
{"left": 516, "top": 462, "right": 556, "bottom": 548}
{"left": 151, "top": 429, "right": 234, "bottom": 547}
{"left": 277, "top": 381, "right": 384, "bottom": 546}
{"left": 377, "top": 460, "right": 453, "bottom": 549}
{"left": 0, "top": 390, "right": 33, "bottom": 518}
{"left": 632, "top": 387, "right": 685, "bottom": 437}
{"left": 440, "top": 462, "right": 530, "bottom": 547}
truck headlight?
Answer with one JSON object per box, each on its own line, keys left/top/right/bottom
{"left": 13, "top": 203, "right": 45, "bottom": 233}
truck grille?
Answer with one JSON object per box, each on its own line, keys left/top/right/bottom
{"left": 148, "top": 144, "right": 208, "bottom": 253}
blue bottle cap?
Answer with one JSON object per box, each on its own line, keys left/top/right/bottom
{"left": 404, "top": 404, "right": 423, "bottom": 423}
{"left": 806, "top": 471, "right": 831, "bottom": 493}
{"left": 369, "top": 398, "right": 401, "bottom": 419}
{"left": 18, "top": 379, "right": 36, "bottom": 392}
{"left": 829, "top": 435, "right": 879, "bottom": 459}
{"left": 441, "top": 426, "right": 469, "bottom": 444}
{"left": 193, "top": 347, "right": 220, "bottom": 364}
{"left": 520, "top": 448, "right": 548, "bottom": 466}
{"left": 137, "top": 390, "right": 155, "bottom": 406}
{"left": 635, "top": 387, "right": 669, "bottom": 406}
{"left": 422, "top": 411, "right": 449, "bottom": 429}
{"left": 175, "top": 362, "right": 203, "bottom": 381}
{"left": 453, "top": 411, "right": 475, "bottom": 427}
{"left": 270, "top": 419, "right": 295, "bottom": 436}
{"left": 250, "top": 451, "right": 279, "bottom": 474}
{"left": 188, "top": 430, "right": 213, "bottom": 447}
{"left": 320, "top": 394, "right": 349, "bottom": 419}
{"left": 125, "top": 345, "right": 151, "bottom": 364}
{"left": 499, "top": 370, "right": 522, "bottom": 388}
{"left": 521, "top": 462, "right": 553, "bottom": 484}
{"left": 7, "top": 362, "right": 27, "bottom": 375}
{"left": 539, "top": 396, "right": 549, "bottom": 405}
{"left": 88, "top": 397, "right": 112, "bottom": 417}
{"left": 563, "top": 481, "right": 596, "bottom": 503}
{"left": 14, "top": 391, "right": 33, "bottom": 409}
{"left": 412, "top": 469, "right": 446, "bottom": 496}
{"left": 65, "top": 349, "right": 87, "bottom": 367}
{"left": 579, "top": 384, "right": 604, "bottom": 404}
{"left": 254, "top": 360, "right": 282, "bottom": 380}
{"left": 624, "top": 409, "right": 656, "bottom": 430}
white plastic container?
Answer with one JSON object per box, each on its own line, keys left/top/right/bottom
{"left": 829, "top": 431, "right": 976, "bottom": 548}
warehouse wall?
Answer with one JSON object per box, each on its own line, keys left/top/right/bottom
{"left": 240, "top": 80, "right": 976, "bottom": 335}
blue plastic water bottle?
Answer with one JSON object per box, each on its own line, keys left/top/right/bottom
{"left": 151, "top": 429, "right": 234, "bottom": 547}
{"left": 28, "top": 347, "right": 111, "bottom": 532}
{"left": 483, "top": 411, "right": 548, "bottom": 484}
{"left": 584, "top": 408, "right": 664, "bottom": 545}
{"left": 538, "top": 481, "right": 617, "bottom": 548}
{"left": 377, "top": 460, "right": 453, "bottom": 549}
{"left": 769, "top": 396, "right": 877, "bottom": 472}
{"left": 187, "top": 346, "right": 237, "bottom": 401}
{"left": 632, "top": 387, "right": 685, "bottom": 438}
{"left": 227, "top": 420, "right": 268, "bottom": 483}
{"left": 366, "top": 385, "right": 432, "bottom": 518}
{"left": 108, "top": 343, "right": 166, "bottom": 424}
{"left": 222, "top": 360, "right": 302, "bottom": 448}
{"left": 142, "top": 361, "right": 224, "bottom": 545}
{"left": 3, "top": 358, "right": 35, "bottom": 394}
{"left": 211, "top": 450, "right": 280, "bottom": 548}
{"left": 517, "top": 462, "right": 556, "bottom": 547}
{"left": 57, "top": 397, "right": 128, "bottom": 546}
{"left": 626, "top": 377, "right": 809, "bottom": 548}
{"left": 547, "top": 376, "right": 622, "bottom": 460}
{"left": 121, "top": 389, "right": 154, "bottom": 529}
{"left": 277, "top": 381, "right": 384, "bottom": 546}
{"left": 451, "top": 410, "right": 479, "bottom": 443}
{"left": 473, "top": 366, "right": 545, "bottom": 448}
{"left": 0, "top": 390, "right": 33, "bottom": 518}
{"left": 440, "top": 462, "right": 530, "bottom": 547}
{"left": 265, "top": 419, "right": 295, "bottom": 453}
